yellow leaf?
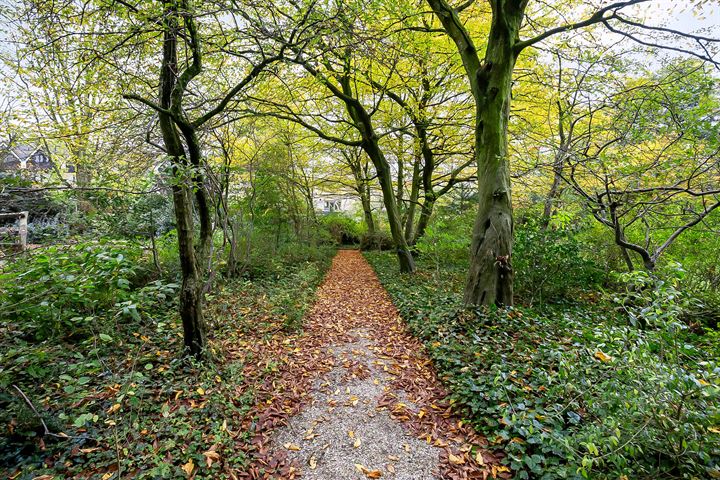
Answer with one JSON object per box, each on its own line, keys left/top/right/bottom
{"left": 106, "top": 403, "right": 121, "bottom": 414}
{"left": 448, "top": 453, "right": 465, "bottom": 465}
{"left": 475, "top": 450, "right": 485, "bottom": 465}
{"left": 354, "top": 438, "right": 362, "bottom": 448}
{"left": 182, "top": 458, "right": 194, "bottom": 477}
{"left": 101, "top": 473, "right": 114, "bottom": 480}
{"left": 309, "top": 454, "right": 318, "bottom": 470}
{"left": 594, "top": 351, "right": 612, "bottom": 363}
{"left": 348, "top": 430, "right": 355, "bottom": 438}
{"left": 709, "top": 426, "right": 720, "bottom": 434}
{"left": 196, "top": 387, "right": 205, "bottom": 395}
{"left": 283, "top": 443, "right": 301, "bottom": 451}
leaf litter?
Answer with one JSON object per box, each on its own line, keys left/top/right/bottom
{"left": 239, "top": 250, "right": 505, "bottom": 479}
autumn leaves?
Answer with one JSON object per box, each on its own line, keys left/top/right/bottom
{"left": 237, "top": 251, "right": 501, "bottom": 479}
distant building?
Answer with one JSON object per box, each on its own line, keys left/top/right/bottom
{"left": 313, "top": 191, "right": 359, "bottom": 214}
{"left": 0, "top": 144, "right": 75, "bottom": 183}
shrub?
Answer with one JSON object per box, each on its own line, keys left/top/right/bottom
{"left": 366, "top": 251, "right": 720, "bottom": 479}
{"left": 318, "top": 213, "right": 364, "bottom": 245}
{"left": 360, "top": 231, "right": 394, "bottom": 251}
{"left": 414, "top": 216, "right": 471, "bottom": 273}
{"left": 514, "top": 217, "right": 602, "bottom": 305}
{"left": 0, "top": 240, "right": 153, "bottom": 340}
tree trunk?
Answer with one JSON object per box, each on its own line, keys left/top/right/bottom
{"left": 414, "top": 195, "right": 436, "bottom": 244}
{"left": 541, "top": 147, "right": 566, "bottom": 230}
{"left": 361, "top": 190, "right": 376, "bottom": 235}
{"left": 461, "top": 10, "right": 522, "bottom": 307}
{"left": 158, "top": 0, "right": 206, "bottom": 358}
{"left": 620, "top": 246, "right": 634, "bottom": 272}
{"left": 404, "top": 157, "right": 421, "bottom": 242}
{"left": 363, "top": 139, "right": 416, "bottom": 272}
{"left": 337, "top": 69, "right": 415, "bottom": 272}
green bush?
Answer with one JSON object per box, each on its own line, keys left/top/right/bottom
{"left": 0, "top": 240, "right": 171, "bottom": 340}
{"left": 319, "top": 213, "right": 364, "bottom": 245}
{"left": 366, "top": 251, "right": 720, "bottom": 479}
{"left": 414, "top": 214, "right": 472, "bottom": 272}
{"left": 359, "top": 231, "right": 394, "bottom": 251}
{"left": 514, "top": 218, "right": 603, "bottom": 305}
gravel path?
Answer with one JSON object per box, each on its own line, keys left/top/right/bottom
{"left": 244, "top": 250, "right": 498, "bottom": 479}
{"left": 272, "top": 329, "right": 441, "bottom": 479}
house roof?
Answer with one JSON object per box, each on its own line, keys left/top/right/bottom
{"left": 0, "top": 144, "right": 53, "bottom": 170}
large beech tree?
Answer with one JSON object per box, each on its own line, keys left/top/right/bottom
{"left": 427, "top": 0, "right": 720, "bottom": 306}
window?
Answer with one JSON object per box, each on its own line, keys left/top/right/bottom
{"left": 323, "top": 200, "right": 341, "bottom": 212}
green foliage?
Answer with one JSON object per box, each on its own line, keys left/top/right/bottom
{"left": 242, "top": 231, "right": 335, "bottom": 281}
{"left": 0, "top": 240, "right": 159, "bottom": 340}
{"left": 359, "top": 231, "right": 394, "bottom": 251}
{"left": 513, "top": 216, "right": 603, "bottom": 305}
{"left": 414, "top": 214, "right": 471, "bottom": 273}
{"left": 366, "top": 251, "right": 720, "bottom": 480}
{"left": 318, "top": 212, "right": 364, "bottom": 245}
{"left": 1, "top": 244, "right": 334, "bottom": 479}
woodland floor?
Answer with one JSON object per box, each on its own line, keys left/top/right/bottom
{"left": 241, "top": 250, "right": 504, "bottom": 480}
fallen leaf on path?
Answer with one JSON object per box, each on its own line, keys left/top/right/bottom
{"left": 355, "top": 464, "right": 383, "bottom": 478}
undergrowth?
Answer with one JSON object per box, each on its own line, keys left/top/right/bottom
{"left": 0, "top": 240, "right": 334, "bottom": 479}
{"left": 366, "top": 251, "right": 720, "bottom": 480}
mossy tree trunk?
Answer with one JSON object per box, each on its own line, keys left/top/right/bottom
{"left": 428, "top": 0, "right": 527, "bottom": 306}
{"left": 157, "top": 0, "right": 208, "bottom": 357}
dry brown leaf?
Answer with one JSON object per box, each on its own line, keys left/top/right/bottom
{"left": 203, "top": 450, "right": 221, "bottom": 468}
{"left": 594, "top": 350, "right": 612, "bottom": 363}
{"left": 448, "top": 453, "right": 465, "bottom": 465}
{"left": 284, "top": 443, "right": 301, "bottom": 451}
{"left": 309, "top": 455, "right": 318, "bottom": 470}
{"left": 355, "top": 464, "right": 383, "bottom": 478}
